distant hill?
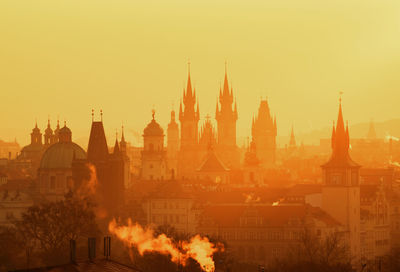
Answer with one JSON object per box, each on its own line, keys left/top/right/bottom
{"left": 277, "top": 119, "right": 400, "bottom": 147}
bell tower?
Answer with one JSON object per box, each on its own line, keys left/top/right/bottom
{"left": 178, "top": 64, "right": 200, "bottom": 179}
{"left": 321, "top": 99, "right": 361, "bottom": 266}
{"left": 215, "top": 65, "right": 239, "bottom": 168}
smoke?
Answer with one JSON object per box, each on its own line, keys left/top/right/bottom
{"left": 385, "top": 134, "right": 399, "bottom": 141}
{"left": 75, "top": 163, "right": 107, "bottom": 219}
{"left": 108, "top": 218, "right": 223, "bottom": 272}
{"left": 243, "top": 193, "right": 260, "bottom": 203}
{"left": 129, "top": 129, "right": 143, "bottom": 145}
{"left": 389, "top": 160, "right": 400, "bottom": 168}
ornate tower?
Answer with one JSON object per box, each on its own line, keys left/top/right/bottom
{"left": 252, "top": 99, "right": 277, "bottom": 167}
{"left": 141, "top": 111, "right": 167, "bottom": 180}
{"left": 321, "top": 100, "right": 361, "bottom": 266}
{"left": 87, "top": 110, "right": 125, "bottom": 214}
{"left": 30, "top": 121, "right": 42, "bottom": 146}
{"left": 288, "top": 125, "right": 296, "bottom": 152}
{"left": 178, "top": 67, "right": 200, "bottom": 179}
{"left": 53, "top": 119, "right": 60, "bottom": 143}
{"left": 215, "top": 67, "right": 239, "bottom": 168}
{"left": 199, "top": 115, "right": 217, "bottom": 162}
{"left": 44, "top": 118, "right": 54, "bottom": 146}
{"left": 120, "top": 125, "right": 127, "bottom": 154}
{"left": 167, "top": 109, "right": 179, "bottom": 179}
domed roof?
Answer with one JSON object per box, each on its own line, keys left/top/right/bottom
{"left": 59, "top": 126, "right": 72, "bottom": 135}
{"left": 40, "top": 142, "right": 86, "bottom": 169}
{"left": 143, "top": 119, "right": 164, "bottom": 136}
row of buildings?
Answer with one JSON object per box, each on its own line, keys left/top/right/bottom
{"left": 0, "top": 69, "right": 400, "bottom": 270}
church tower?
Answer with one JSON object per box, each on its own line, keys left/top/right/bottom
{"left": 321, "top": 100, "right": 361, "bottom": 266}
{"left": 252, "top": 99, "right": 277, "bottom": 167}
{"left": 31, "top": 121, "right": 42, "bottom": 146}
{"left": 288, "top": 125, "right": 296, "bottom": 152}
{"left": 141, "top": 111, "right": 167, "bottom": 180}
{"left": 215, "top": 66, "right": 239, "bottom": 168}
{"left": 87, "top": 110, "right": 126, "bottom": 214}
{"left": 167, "top": 109, "right": 179, "bottom": 179}
{"left": 44, "top": 118, "right": 54, "bottom": 146}
{"left": 199, "top": 115, "right": 217, "bottom": 162}
{"left": 178, "top": 66, "right": 200, "bottom": 179}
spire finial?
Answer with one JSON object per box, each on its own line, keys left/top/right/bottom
{"left": 100, "top": 109, "right": 103, "bottom": 122}
{"left": 152, "top": 108, "right": 155, "bottom": 120}
{"left": 188, "top": 59, "right": 191, "bottom": 75}
{"left": 116, "top": 129, "right": 118, "bottom": 140}
{"left": 339, "top": 91, "right": 344, "bottom": 104}
{"left": 91, "top": 109, "right": 94, "bottom": 121}
{"left": 224, "top": 60, "right": 227, "bottom": 75}
{"left": 64, "top": 120, "right": 66, "bottom": 127}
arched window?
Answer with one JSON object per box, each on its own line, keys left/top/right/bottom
{"left": 149, "top": 143, "right": 154, "bottom": 151}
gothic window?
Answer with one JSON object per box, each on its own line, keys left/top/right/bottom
{"left": 149, "top": 143, "right": 154, "bottom": 151}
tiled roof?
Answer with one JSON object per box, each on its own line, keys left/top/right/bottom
{"left": 197, "top": 151, "right": 229, "bottom": 172}
{"left": 201, "top": 204, "right": 340, "bottom": 228}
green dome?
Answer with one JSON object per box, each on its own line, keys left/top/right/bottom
{"left": 40, "top": 142, "right": 86, "bottom": 169}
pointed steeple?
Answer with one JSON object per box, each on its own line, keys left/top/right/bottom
{"left": 289, "top": 125, "right": 296, "bottom": 148}
{"left": 223, "top": 65, "right": 230, "bottom": 97}
{"left": 331, "top": 121, "right": 336, "bottom": 149}
{"left": 323, "top": 98, "right": 359, "bottom": 168}
{"left": 120, "top": 125, "right": 127, "bottom": 155}
{"left": 113, "top": 133, "right": 120, "bottom": 155}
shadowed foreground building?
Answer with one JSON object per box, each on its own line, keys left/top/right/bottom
{"left": 197, "top": 204, "right": 341, "bottom": 265}
{"left": 87, "top": 112, "right": 129, "bottom": 215}
{"left": 37, "top": 123, "right": 88, "bottom": 201}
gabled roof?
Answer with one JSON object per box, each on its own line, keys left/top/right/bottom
{"left": 197, "top": 150, "right": 229, "bottom": 172}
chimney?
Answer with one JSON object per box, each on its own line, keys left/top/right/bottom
{"left": 70, "top": 239, "right": 76, "bottom": 264}
{"left": 88, "top": 237, "right": 96, "bottom": 261}
{"left": 104, "top": 236, "right": 111, "bottom": 259}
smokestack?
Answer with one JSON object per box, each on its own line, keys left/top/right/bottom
{"left": 70, "top": 239, "right": 76, "bottom": 264}
{"left": 104, "top": 236, "right": 111, "bottom": 259}
{"left": 88, "top": 237, "right": 96, "bottom": 261}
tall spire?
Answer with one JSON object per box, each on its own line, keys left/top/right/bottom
{"left": 113, "top": 131, "right": 120, "bottom": 155}
{"left": 186, "top": 61, "right": 193, "bottom": 99}
{"left": 222, "top": 62, "right": 230, "bottom": 97}
{"left": 324, "top": 97, "right": 358, "bottom": 166}
{"left": 121, "top": 125, "right": 126, "bottom": 142}
{"left": 331, "top": 121, "right": 336, "bottom": 149}
{"left": 289, "top": 125, "right": 296, "bottom": 148}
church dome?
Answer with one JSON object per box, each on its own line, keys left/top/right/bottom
{"left": 59, "top": 126, "right": 72, "bottom": 135}
{"left": 39, "top": 142, "right": 86, "bottom": 169}
{"left": 143, "top": 113, "right": 164, "bottom": 136}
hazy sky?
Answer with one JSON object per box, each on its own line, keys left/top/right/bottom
{"left": 1, "top": 0, "right": 400, "bottom": 147}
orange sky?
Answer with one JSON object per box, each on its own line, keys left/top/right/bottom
{"left": 1, "top": 0, "right": 400, "bottom": 147}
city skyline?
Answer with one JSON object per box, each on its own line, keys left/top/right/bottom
{"left": 2, "top": 0, "right": 400, "bottom": 145}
